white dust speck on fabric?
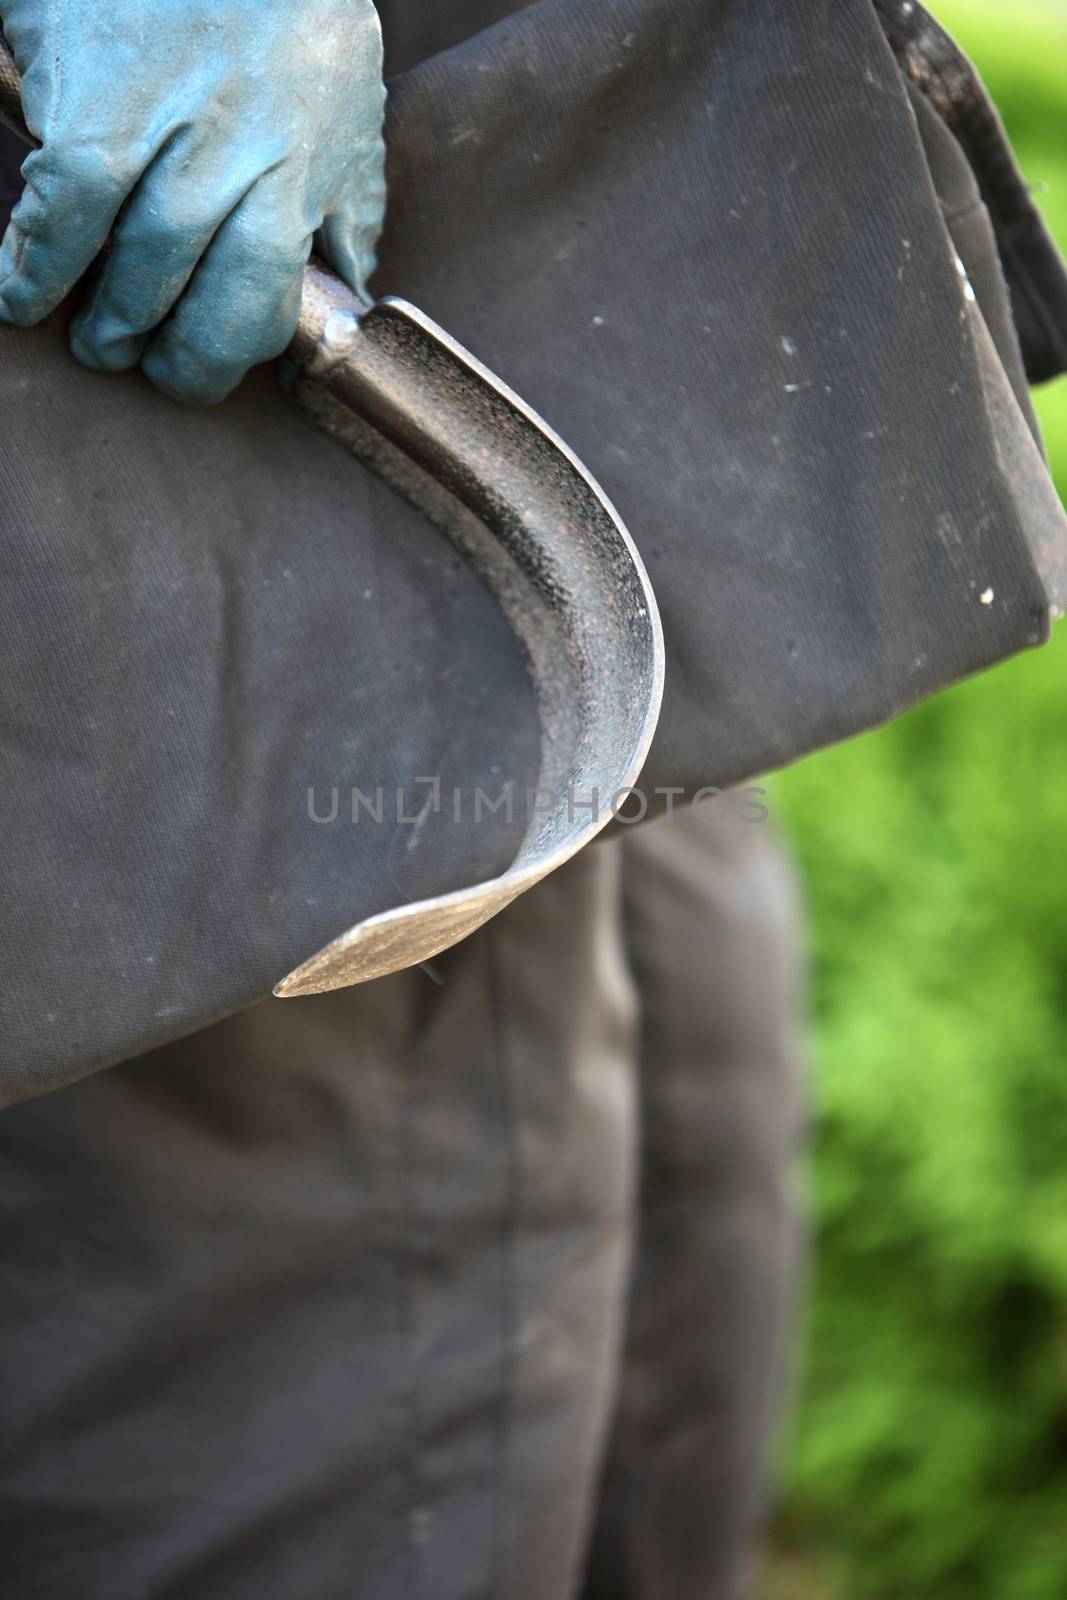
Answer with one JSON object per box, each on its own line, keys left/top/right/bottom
{"left": 781, "top": 335, "right": 798, "bottom": 356}
{"left": 980, "top": 587, "right": 995, "bottom": 605}
{"left": 592, "top": 315, "right": 606, "bottom": 327}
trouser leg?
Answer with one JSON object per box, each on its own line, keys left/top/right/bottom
{"left": 582, "top": 804, "right": 807, "bottom": 1600}
{"left": 0, "top": 839, "right": 637, "bottom": 1600}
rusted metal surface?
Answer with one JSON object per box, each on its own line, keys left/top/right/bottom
{"left": 0, "top": 39, "right": 665, "bottom": 995}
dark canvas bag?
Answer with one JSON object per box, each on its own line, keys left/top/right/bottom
{"left": 2, "top": 0, "right": 1065, "bottom": 1101}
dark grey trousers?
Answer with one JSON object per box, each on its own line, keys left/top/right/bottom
{"left": 0, "top": 806, "right": 805, "bottom": 1599}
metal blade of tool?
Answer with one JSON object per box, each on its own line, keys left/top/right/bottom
{"left": 0, "top": 36, "right": 664, "bottom": 995}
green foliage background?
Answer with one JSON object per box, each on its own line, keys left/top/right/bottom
{"left": 766, "top": 4, "right": 1067, "bottom": 1595}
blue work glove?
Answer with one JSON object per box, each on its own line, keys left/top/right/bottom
{"left": 0, "top": 0, "right": 385, "bottom": 402}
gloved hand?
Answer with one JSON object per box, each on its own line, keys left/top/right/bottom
{"left": 0, "top": 0, "right": 386, "bottom": 402}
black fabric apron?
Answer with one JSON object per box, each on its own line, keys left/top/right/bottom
{"left": 1, "top": 0, "right": 1065, "bottom": 1101}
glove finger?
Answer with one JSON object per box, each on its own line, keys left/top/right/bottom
{"left": 317, "top": 131, "right": 387, "bottom": 303}
{"left": 0, "top": 139, "right": 142, "bottom": 326}
{"left": 140, "top": 175, "right": 313, "bottom": 405}
{"left": 69, "top": 138, "right": 262, "bottom": 373}
{"left": 318, "top": 192, "right": 383, "bottom": 305}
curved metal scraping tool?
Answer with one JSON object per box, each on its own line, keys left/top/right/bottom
{"left": 0, "top": 43, "right": 664, "bottom": 996}
{"left": 280, "top": 273, "right": 663, "bottom": 992}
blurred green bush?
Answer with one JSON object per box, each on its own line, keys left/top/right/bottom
{"left": 767, "top": 4, "right": 1067, "bottom": 1596}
